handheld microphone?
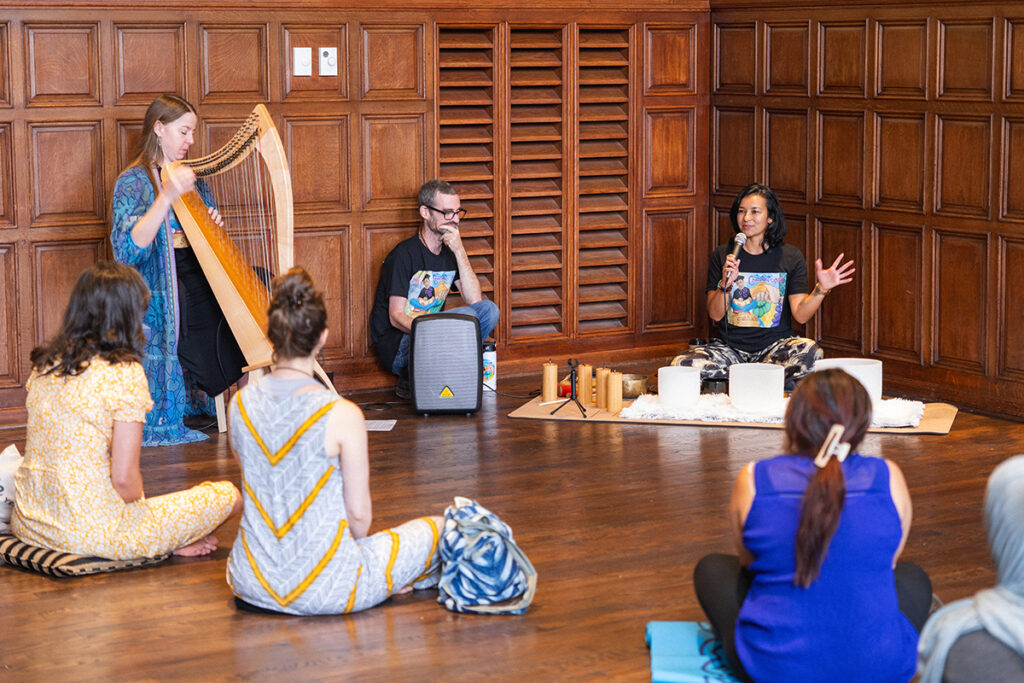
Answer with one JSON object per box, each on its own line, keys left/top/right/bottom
{"left": 730, "top": 233, "right": 747, "bottom": 259}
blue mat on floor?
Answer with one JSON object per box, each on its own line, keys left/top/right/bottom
{"left": 646, "top": 621, "right": 741, "bottom": 682}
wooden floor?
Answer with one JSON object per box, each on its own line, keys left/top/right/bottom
{"left": 1, "top": 363, "right": 1023, "bottom": 681}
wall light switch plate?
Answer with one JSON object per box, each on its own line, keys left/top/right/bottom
{"left": 293, "top": 47, "right": 312, "bottom": 77}
{"left": 319, "top": 47, "right": 338, "bottom": 77}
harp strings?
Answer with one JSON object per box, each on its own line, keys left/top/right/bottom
{"left": 200, "top": 139, "right": 277, "bottom": 314}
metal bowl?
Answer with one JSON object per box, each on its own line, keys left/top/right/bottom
{"left": 621, "top": 373, "right": 648, "bottom": 398}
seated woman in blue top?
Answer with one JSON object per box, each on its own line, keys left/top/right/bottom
{"left": 693, "top": 369, "right": 932, "bottom": 683}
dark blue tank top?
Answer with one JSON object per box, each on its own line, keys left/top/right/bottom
{"left": 735, "top": 454, "right": 918, "bottom": 683}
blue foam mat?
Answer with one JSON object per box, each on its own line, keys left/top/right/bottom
{"left": 645, "top": 621, "right": 741, "bottom": 683}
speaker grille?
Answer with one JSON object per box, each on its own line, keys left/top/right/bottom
{"left": 410, "top": 314, "right": 482, "bottom": 413}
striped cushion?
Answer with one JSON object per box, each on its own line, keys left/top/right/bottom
{"left": 0, "top": 533, "right": 169, "bottom": 577}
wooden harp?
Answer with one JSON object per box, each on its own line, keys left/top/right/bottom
{"left": 162, "top": 104, "right": 333, "bottom": 391}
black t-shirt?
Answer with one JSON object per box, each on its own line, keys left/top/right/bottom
{"left": 369, "top": 235, "right": 459, "bottom": 370}
{"left": 705, "top": 242, "right": 809, "bottom": 352}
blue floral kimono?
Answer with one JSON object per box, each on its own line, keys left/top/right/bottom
{"left": 111, "top": 165, "right": 216, "bottom": 446}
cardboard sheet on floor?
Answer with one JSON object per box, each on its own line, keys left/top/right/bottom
{"left": 509, "top": 397, "right": 958, "bottom": 435}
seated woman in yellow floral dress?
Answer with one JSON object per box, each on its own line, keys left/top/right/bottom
{"left": 11, "top": 262, "right": 240, "bottom": 559}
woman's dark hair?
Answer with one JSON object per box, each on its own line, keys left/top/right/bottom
{"left": 729, "top": 183, "right": 787, "bottom": 250}
{"left": 130, "top": 94, "right": 196, "bottom": 168}
{"left": 31, "top": 262, "right": 150, "bottom": 377}
{"left": 267, "top": 267, "right": 327, "bottom": 361}
{"left": 785, "top": 368, "right": 872, "bottom": 587}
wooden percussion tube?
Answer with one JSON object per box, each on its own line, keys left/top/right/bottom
{"left": 607, "top": 371, "right": 623, "bottom": 414}
{"left": 577, "top": 363, "right": 593, "bottom": 406}
{"left": 596, "top": 367, "right": 610, "bottom": 410}
{"left": 542, "top": 361, "right": 559, "bottom": 402}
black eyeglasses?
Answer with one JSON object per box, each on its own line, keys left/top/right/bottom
{"left": 423, "top": 205, "right": 467, "bottom": 221}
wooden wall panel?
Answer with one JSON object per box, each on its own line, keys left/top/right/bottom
{"left": 285, "top": 115, "right": 350, "bottom": 213}
{"left": 643, "top": 107, "right": 693, "bottom": 197}
{"left": 1008, "top": 19, "right": 1024, "bottom": 100}
{"left": 644, "top": 25, "right": 695, "bottom": 95}
{"left": 1002, "top": 117, "right": 1024, "bottom": 221}
{"left": 713, "top": 106, "right": 754, "bottom": 193}
{"left": 199, "top": 24, "right": 269, "bottom": 104}
{"left": 818, "top": 21, "right": 866, "bottom": 97}
{"left": 0, "top": 123, "right": 12, "bottom": 228}
{"left": 283, "top": 26, "right": 348, "bottom": 101}
{"left": 643, "top": 209, "right": 692, "bottom": 330}
{"left": 764, "top": 108, "right": 807, "bottom": 202}
{"left": 817, "top": 111, "right": 863, "bottom": 206}
{"left": 764, "top": 22, "right": 808, "bottom": 96}
{"left": 933, "top": 230, "right": 987, "bottom": 373}
{"left": 28, "top": 122, "right": 104, "bottom": 227}
{"left": 875, "top": 20, "right": 927, "bottom": 99}
{"left": 359, "top": 25, "right": 425, "bottom": 100}
{"left": 1000, "top": 237, "right": 1024, "bottom": 379}
{"left": 361, "top": 114, "right": 425, "bottom": 210}
{"left": 937, "top": 19, "right": 994, "bottom": 100}
{"left": 0, "top": 244, "right": 18, "bottom": 387}
{"left": 32, "top": 240, "right": 106, "bottom": 347}
{"left": 116, "top": 120, "right": 143, "bottom": 172}
{"left": 714, "top": 23, "right": 755, "bottom": 94}
{"left": 24, "top": 23, "right": 100, "bottom": 106}
{"left": 935, "top": 115, "right": 991, "bottom": 218}
{"left": 816, "top": 217, "right": 861, "bottom": 352}
{"left": 114, "top": 24, "right": 184, "bottom": 105}
{"left": 363, "top": 223, "right": 417, "bottom": 356}
{"left": 0, "top": 23, "right": 9, "bottom": 107}
{"left": 294, "top": 227, "right": 351, "bottom": 358}
{"left": 873, "top": 113, "right": 926, "bottom": 213}
{"left": 872, "top": 224, "right": 924, "bottom": 362}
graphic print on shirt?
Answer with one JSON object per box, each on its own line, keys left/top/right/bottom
{"left": 727, "top": 271, "right": 787, "bottom": 328}
{"left": 404, "top": 269, "right": 457, "bottom": 317}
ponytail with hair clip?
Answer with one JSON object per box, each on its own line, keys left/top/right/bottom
{"left": 813, "top": 424, "right": 851, "bottom": 468}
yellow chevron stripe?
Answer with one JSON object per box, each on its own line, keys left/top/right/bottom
{"left": 240, "top": 520, "right": 348, "bottom": 608}
{"left": 237, "top": 393, "right": 337, "bottom": 466}
{"left": 385, "top": 531, "right": 400, "bottom": 594}
{"left": 344, "top": 566, "right": 363, "bottom": 613}
{"left": 412, "top": 516, "right": 440, "bottom": 583}
{"left": 243, "top": 467, "right": 335, "bottom": 540}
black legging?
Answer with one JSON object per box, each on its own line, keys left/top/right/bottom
{"left": 692, "top": 553, "right": 932, "bottom": 682}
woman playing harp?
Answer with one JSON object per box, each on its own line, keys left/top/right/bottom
{"left": 111, "top": 94, "right": 247, "bottom": 446}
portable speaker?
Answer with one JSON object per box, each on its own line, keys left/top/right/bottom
{"left": 410, "top": 313, "right": 482, "bottom": 414}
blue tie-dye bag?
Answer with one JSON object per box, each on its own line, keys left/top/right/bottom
{"left": 437, "top": 497, "right": 537, "bottom": 615}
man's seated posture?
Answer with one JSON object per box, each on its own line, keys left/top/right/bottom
{"left": 370, "top": 179, "right": 500, "bottom": 397}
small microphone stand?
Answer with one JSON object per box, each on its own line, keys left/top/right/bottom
{"left": 551, "top": 358, "right": 587, "bottom": 418}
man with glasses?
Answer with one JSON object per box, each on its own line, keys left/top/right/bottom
{"left": 370, "top": 179, "right": 500, "bottom": 398}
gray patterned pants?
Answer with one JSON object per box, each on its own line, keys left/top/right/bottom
{"left": 671, "top": 337, "right": 822, "bottom": 391}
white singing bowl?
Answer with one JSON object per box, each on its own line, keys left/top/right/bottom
{"left": 812, "top": 358, "right": 883, "bottom": 405}
{"left": 658, "top": 366, "right": 701, "bottom": 409}
{"left": 729, "top": 363, "right": 784, "bottom": 412}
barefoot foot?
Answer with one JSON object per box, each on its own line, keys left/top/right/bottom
{"left": 173, "top": 534, "right": 219, "bottom": 557}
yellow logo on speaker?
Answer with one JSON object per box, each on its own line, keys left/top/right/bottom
{"left": 439, "top": 386, "right": 454, "bottom": 398}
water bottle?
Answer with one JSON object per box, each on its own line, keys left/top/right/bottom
{"left": 482, "top": 342, "right": 497, "bottom": 391}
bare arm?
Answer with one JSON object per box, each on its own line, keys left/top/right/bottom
{"left": 441, "top": 226, "right": 483, "bottom": 305}
{"left": 388, "top": 295, "right": 415, "bottom": 335}
{"left": 729, "top": 462, "right": 756, "bottom": 567}
{"left": 330, "top": 400, "right": 372, "bottom": 539}
{"left": 886, "top": 459, "right": 913, "bottom": 567}
{"left": 706, "top": 254, "right": 740, "bottom": 322}
{"left": 790, "top": 253, "right": 856, "bottom": 324}
{"left": 110, "top": 420, "right": 145, "bottom": 503}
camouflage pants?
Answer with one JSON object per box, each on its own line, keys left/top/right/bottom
{"left": 671, "top": 337, "right": 822, "bottom": 391}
